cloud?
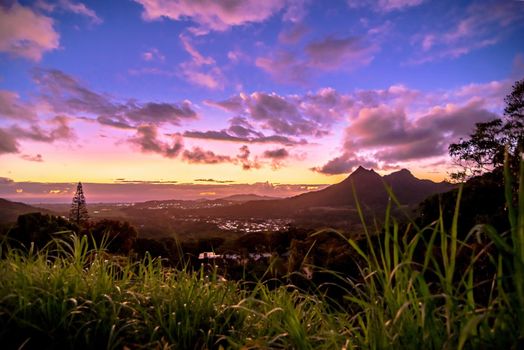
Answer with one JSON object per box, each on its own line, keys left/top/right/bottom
{"left": 134, "top": 0, "right": 289, "bottom": 34}
{"left": 263, "top": 148, "right": 289, "bottom": 159}
{"left": 347, "top": 0, "right": 424, "bottom": 12}
{"left": 129, "top": 124, "right": 184, "bottom": 158}
{"left": 411, "top": 1, "right": 524, "bottom": 63}
{"left": 206, "top": 88, "right": 351, "bottom": 137}
{"left": 58, "top": 0, "right": 102, "bottom": 24}
{"left": 0, "top": 2, "right": 59, "bottom": 61}
{"left": 178, "top": 34, "right": 224, "bottom": 89}
{"left": 114, "top": 179, "right": 178, "bottom": 184}
{"left": 0, "top": 179, "right": 328, "bottom": 203}
{"left": 142, "top": 48, "right": 165, "bottom": 61}
{"left": 32, "top": 68, "right": 198, "bottom": 127}
{"left": 0, "top": 128, "right": 19, "bottom": 154}
{"left": 314, "top": 97, "right": 500, "bottom": 174}
{"left": 0, "top": 90, "right": 38, "bottom": 120}
{"left": 237, "top": 145, "right": 261, "bottom": 170}
{"left": 9, "top": 115, "right": 75, "bottom": 143}
{"left": 181, "top": 147, "right": 232, "bottom": 164}
{"left": 256, "top": 34, "right": 377, "bottom": 84}
{"left": 263, "top": 147, "right": 289, "bottom": 169}
{"left": 183, "top": 116, "right": 306, "bottom": 145}
{"left": 21, "top": 154, "right": 43, "bottom": 162}
{"left": 194, "top": 178, "right": 235, "bottom": 183}
{"left": 305, "top": 35, "right": 375, "bottom": 69}
{"left": 278, "top": 23, "right": 309, "bottom": 44}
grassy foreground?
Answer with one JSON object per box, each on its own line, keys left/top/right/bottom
{"left": 1, "top": 164, "right": 524, "bottom": 349}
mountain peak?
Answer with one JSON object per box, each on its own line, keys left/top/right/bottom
{"left": 344, "top": 166, "right": 381, "bottom": 184}
{"left": 394, "top": 168, "right": 414, "bottom": 177}
{"left": 352, "top": 166, "right": 375, "bottom": 175}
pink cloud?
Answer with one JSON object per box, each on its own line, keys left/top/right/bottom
{"left": 347, "top": 0, "right": 424, "bottom": 12}
{"left": 308, "top": 77, "right": 516, "bottom": 175}
{"left": 0, "top": 2, "right": 59, "bottom": 61}
{"left": 0, "top": 90, "right": 38, "bottom": 121}
{"left": 257, "top": 34, "right": 378, "bottom": 84}
{"left": 134, "top": 0, "right": 288, "bottom": 34}
{"left": 411, "top": 1, "right": 524, "bottom": 63}
{"left": 141, "top": 48, "right": 165, "bottom": 61}
{"left": 178, "top": 35, "right": 224, "bottom": 89}
{"left": 21, "top": 154, "right": 44, "bottom": 162}
{"left": 129, "top": 124, "right": 184, "bottom": 158}
{"left": 58, "top": 0, "right": 102, "bottom": 24}
{"left": 206, "top": 89, "right": 350, "bottom": 137}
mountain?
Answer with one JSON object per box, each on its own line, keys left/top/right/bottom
{"left": 192, "top": 167, "right": 454, "bottom": 219}
{"left": 218, "top": 194, "right": 279, "bottom": 202}
{"left": 383, "top": 168, "right": 455, "bottom": 204}
{"left": 0, "top": 198, "right": 54, "bottom": 224}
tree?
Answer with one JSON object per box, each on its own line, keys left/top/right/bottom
{"left": 89, "top": 219, "right": 138, "bottom": 254}
{"left": 449, "top": 79, "right": 524, "bottom": 181}
{"left": 69, "top": 182, "right": 89, "bottom": 225}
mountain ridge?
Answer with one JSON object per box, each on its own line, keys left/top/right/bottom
{"left": 192, "top": 167, "right": 455, "bottom": 218}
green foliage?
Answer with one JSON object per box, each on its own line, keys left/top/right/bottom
{"left": 89, "top": 219, "right": 138, "bottom": 254}
{"left": 5, "top": 212, "right": 77, "bottom": 249}
{"left": 449, "top": 79, "right": 524, "bottom": 181}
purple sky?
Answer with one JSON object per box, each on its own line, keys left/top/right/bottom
{"left": 0, "top": 0, "right": 523, "bottom": 202}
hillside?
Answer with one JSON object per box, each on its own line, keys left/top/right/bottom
{"left": 0, "top": 198, "right": 54, "bottom": 224}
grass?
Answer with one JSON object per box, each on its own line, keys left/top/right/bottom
{"left": 1, "top": 158, "right": 523, "bottom": 349}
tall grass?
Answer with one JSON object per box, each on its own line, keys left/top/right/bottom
{"left": 1, "top": 158, "right": 523, "bottom": 348}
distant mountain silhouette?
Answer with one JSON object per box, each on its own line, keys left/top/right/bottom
{"left": 193, "top": 167, "right": 454, "bottom": 218}
{"left": 218, "top": 194, "right": 279, "bottom": 202}
{"left": 0, "top": 198, "right": 54, "bottom": 224}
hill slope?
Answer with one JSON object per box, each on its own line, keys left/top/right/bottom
{"left": 0, "top": 198, "right": 54, "bottom": 224}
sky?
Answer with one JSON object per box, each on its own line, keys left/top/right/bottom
{"left": 0, "top": 0, "right": 523, "bottom": 202}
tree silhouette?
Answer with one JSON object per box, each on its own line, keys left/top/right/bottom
{"left": 449, "top": 79, "right": 524, "bottom": 181}
{"left": 69, "top": 182, "right": 89, "bottom": 225}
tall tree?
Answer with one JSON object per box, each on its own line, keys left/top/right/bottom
{"left": 449, "top": 79, "right": 524, "bottom": 181}
{"left": 69, "top": 182, "right": 89, "bottom": 225}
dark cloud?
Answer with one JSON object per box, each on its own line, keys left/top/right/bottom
{"left": 0, "top": 90, "right": 37, "bottom": 120}
{"left": 263, "top": 148, "right": 289, "bottom": 159}
{"left": 194, "top": 178, "right": 235, "bottom": 183}
{"left": 0, "top": 116, "right": 74, "bottom": 156}
{"left": 206, "top": 89, "right": 350, "bottom": 138}
{"left": 114, "top": 179, "right": 178, "bottom": 184}
{"left": 97, "top": 116, "right": 134, "bottom": 129}
{"left": 32, "top": 68, "right": 198, "bottom": 128}
{"left": 181, "top": 147, "right": 232, "bottom": 164}
{"left": 263, "top": 147, "right": 289, "bottom": 170}
{"left": 126, "top": 101, "right": 197, "bottom": 124}
{"left": 0, "top": 128, "right": 20, "bottom": 154}
{"left": 305, "top": 35, "right": 373, "bottom": 69}
{"left": 129, "top": 125, "right": 184, "bottom": 158}
{"left": 184, "top": 115, "right": 307, "bottom": 145}
{"left": 10, "top": 116, "right": 75, "bottom": 142}
{"left": 256, "top": 34, "right": 376, "bottom": 84}
{"left": 237, "top": 145, "right": 261, "bottom": 170}
{"left": 21, "top": 154, "right": 43, "bottom": 162}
